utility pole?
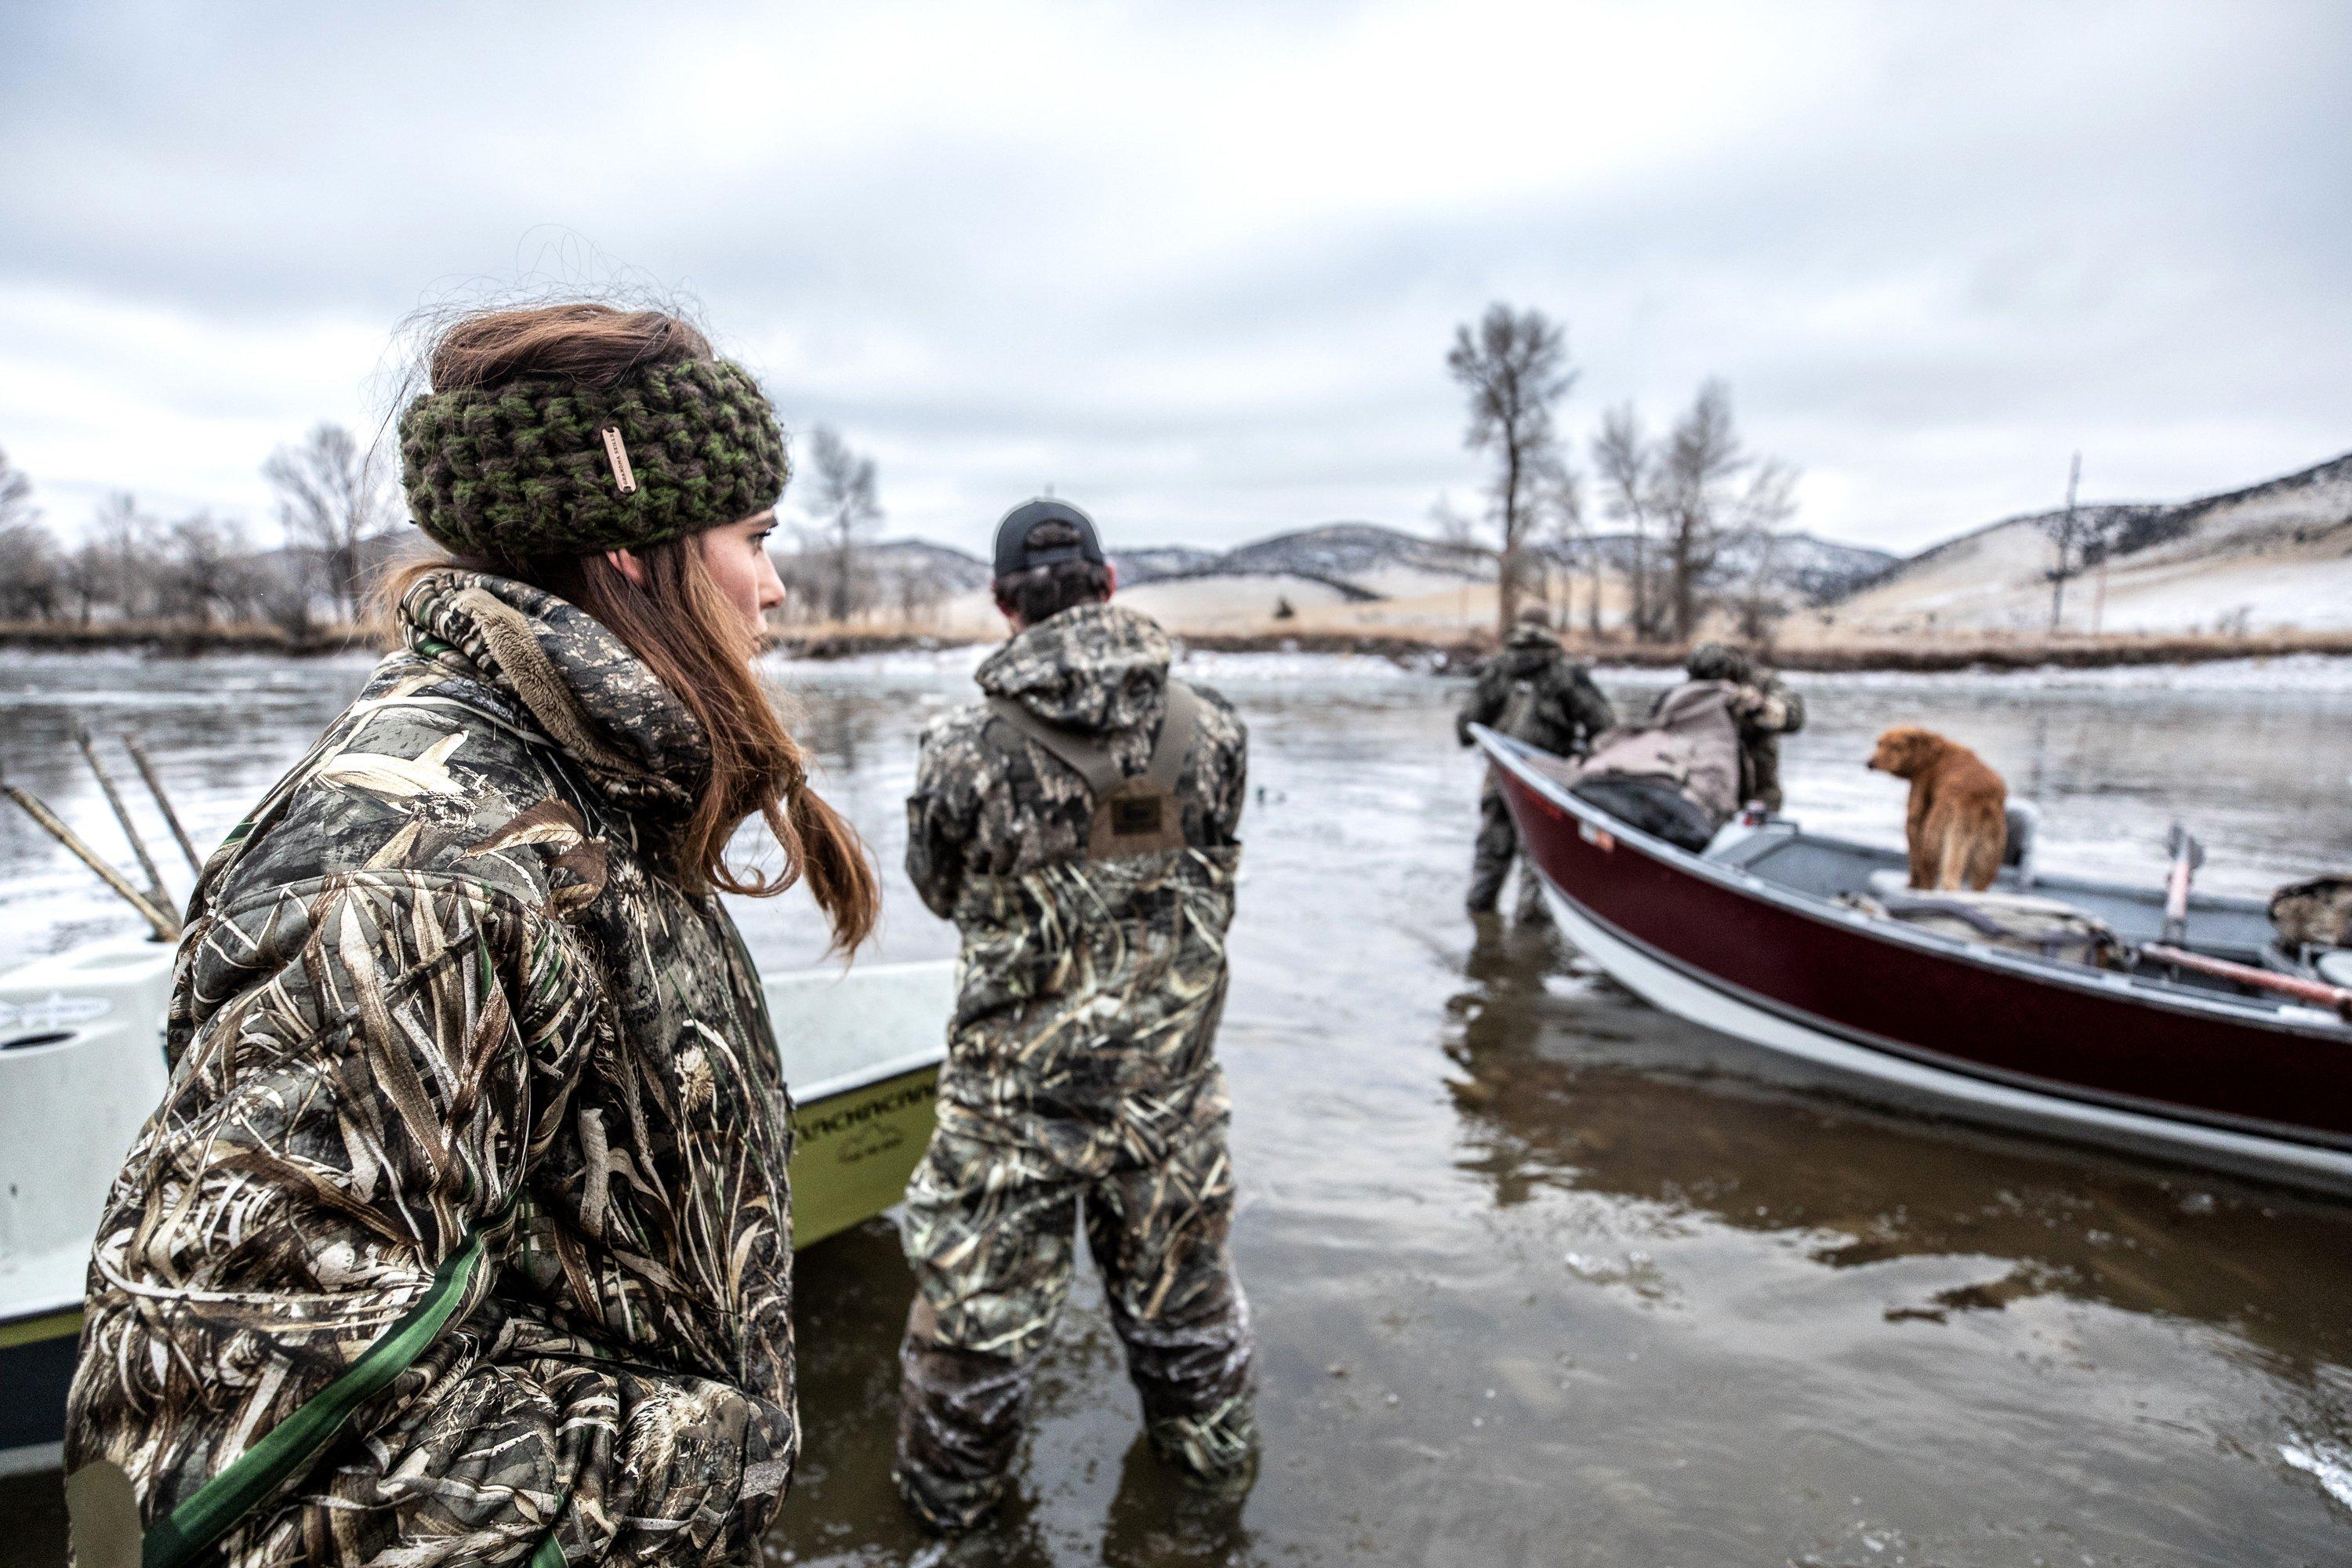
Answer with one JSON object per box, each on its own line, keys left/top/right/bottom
{"left": 2085, "top": 454, "right": 2111, "bottom": 639}
{"left": 2049, "top": 451, "right": 2081, "bottom": 634}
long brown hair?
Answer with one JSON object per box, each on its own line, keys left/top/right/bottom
{"left": 384, "top": 303, "right": 877, "bottom": 953}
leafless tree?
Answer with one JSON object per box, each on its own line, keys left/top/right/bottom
{"left": 159, "top": 513, "right": 255, "bottom": 625}
{"left": 768, "top": 542, "right": 826, "bottom": 627}
{"left": 1447, "top": 303, "right": 1577, "bottom": 635}
{"left": 0, "top": 445, "right": 34, "bottom": 534}
{"left": 0, "top": 447, "right": 60, "bottom": 621}
{"left": 800, "top": 426, "right": 882, "bottom": 623}
{"left": 71, "top": 492, "right": 163, "bottom": 621}
{"left": 1591, "top": 404, "right": 1662, "bottom": 640}
{"left": 1428, "top": 492, "right": 1479, "bottom": 550}
{"left": 893, "top": 560, "right": 951, "bottom": 628}
{"left": 1726, "top": 464, "right": 1802, "bottom": 645}
{"left": 1541, "top": 460, "right": 1604, "bottom": 637}
{"left": 1655, "top": 383, "right": 1736, "bottom": 641}
{"left": 264, "top": 423, "right": 393, "bottom": 625}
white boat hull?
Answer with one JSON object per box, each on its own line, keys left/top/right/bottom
{"left": 0, "top": 934, "right": 953, "bottom": 1476}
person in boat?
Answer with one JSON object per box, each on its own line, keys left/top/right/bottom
{"left": 63, "top": 303, "right": 877, "bottom": 1568}
{"left": 1455, "top": 604, "right": 1614, "bottom": 917}
{"left": 895, "top": 499, "right": 1257, "bottom": 1530}
{"left": 1679, "top": 641, "right": 1804, "bottom": 812}
{"left": 1570, "top": 677, "right": 1744, "bottom": 852}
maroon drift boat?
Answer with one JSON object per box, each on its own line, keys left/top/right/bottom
{"left": 1475, "top": 727, "right": 2352, "bottom": 1196}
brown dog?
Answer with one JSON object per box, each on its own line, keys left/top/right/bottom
{"left": 1867, "top": 726, "right": 2008, "bottom": 891}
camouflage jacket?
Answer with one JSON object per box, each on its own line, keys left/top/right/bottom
{"left": 67, "top": 572, "right": 798, "bottom": 1568}
{"left": 1454, "top": 626, "right": 1615, "bottom": 759}
{"left": 904, "top": 603, "right": 1247, "bottom": 1169}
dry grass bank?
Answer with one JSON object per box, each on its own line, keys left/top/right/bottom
{"left": 0, "top": 618, "right": 372, "bottom": 655}
{"left": 771, "top": 619, "right": 2352, "bottom": 673}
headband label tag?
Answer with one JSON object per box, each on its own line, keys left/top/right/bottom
{"left": 600, "top": 426, "right": 638, "bottom": 494}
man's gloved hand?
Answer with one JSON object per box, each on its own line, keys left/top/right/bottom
{"left": 1727, "top": 685, "right": 1766, "bottom": 720}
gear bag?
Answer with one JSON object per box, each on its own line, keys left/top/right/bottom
{"left": 985, "top": 681, "right": 1201, "bottom": 860}
{"left": 2271, "top": 875, "right": 2352, "bottom": 951}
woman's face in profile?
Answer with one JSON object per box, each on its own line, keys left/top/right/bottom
{"left": 699, "top": 511, "right": 788, "bottom": 644}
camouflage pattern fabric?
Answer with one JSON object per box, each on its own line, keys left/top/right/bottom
{"left": 1457, "top": 623, "right": 1613, "bottom": 915}
{"left": 66, "top": 570, "right": 800, "bottom": 1568}
{"left": 1728, "top": 672, "right": 1805, "bottom": 811}
{"left": 896, "top": 601, "right": 1255, "bottom": 1529}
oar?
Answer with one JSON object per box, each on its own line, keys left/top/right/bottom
{"left": 2140, "top": 942, "right": 2352, "bottom": 1022}
{"left": 0, "top": 766, "right": 180, "bottom": 940}
{"left": 74, "top": 720, "right": 171, "bottom": 913}
{"left": 123, "top": 732, "right": 204, "bottom": 874}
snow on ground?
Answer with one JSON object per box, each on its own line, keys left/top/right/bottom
{"left": 1116, "top": 573, "right": 1352, "bottom": 627}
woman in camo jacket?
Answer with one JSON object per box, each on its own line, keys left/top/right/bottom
{"left": 64, "top": 303, "right": 877, "bottom": 1568}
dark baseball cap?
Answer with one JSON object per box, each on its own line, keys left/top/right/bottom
{"left": 992, "top": 499, "right": 1105, "bottom": 578}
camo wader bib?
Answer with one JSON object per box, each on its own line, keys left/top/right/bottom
{"left": 895, "top": 605, "right": 1255, "bottom": 1530}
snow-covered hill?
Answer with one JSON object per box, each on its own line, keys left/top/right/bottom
{"left": 1562, "top": 531, "right": 1896, "bottom": 606}
{"left": 1824, "top": 451, "right": 2352, "bottom": 635}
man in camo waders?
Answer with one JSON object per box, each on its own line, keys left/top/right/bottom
{"left": 894, "top": 499, "right": 1256, "bottom": 1530}
{"left": 1457, "top": 604, "right": 1615, "bottom": 919}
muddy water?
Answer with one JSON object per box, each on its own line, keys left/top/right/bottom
{"left": 5, "top": 648, "right": 2352, "bottom": 1565}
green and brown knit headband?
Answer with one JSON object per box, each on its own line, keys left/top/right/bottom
{"left": 397, "top": 356, "right": 789, "bottom": 560}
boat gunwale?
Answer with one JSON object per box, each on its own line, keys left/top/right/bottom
{"left": 1472, "top": 725, "right": 2352, "bottom": 1043}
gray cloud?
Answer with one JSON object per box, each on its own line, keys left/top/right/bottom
{"left": 2, "top": 0, "right": 2347, "bottom": 557}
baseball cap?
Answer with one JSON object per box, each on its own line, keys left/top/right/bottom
{"left": 992, "top": 499, "right": 1106, "bottom": 578}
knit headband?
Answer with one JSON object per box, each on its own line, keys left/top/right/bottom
{"left": 397, "top": 356, "right": 789, "bottom": 560}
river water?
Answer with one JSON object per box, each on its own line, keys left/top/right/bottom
{"left": 5, "top": 646, "right": 2352, "bottom": 1565}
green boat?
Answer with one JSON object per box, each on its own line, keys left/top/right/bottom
{"left": 0, "top": 936, "right": 952, "bottom": 1475}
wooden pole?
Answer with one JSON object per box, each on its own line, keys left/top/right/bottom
{"left": 2141, "top": 943, "right": 2352, "bottom": 1021}
{"left": 1, "top": 772, "right": 179, "bottom": 939}
{"left": 74, "top": 721, "right": 170, "bottom": 912}
{"left": 122, "top": 733, "right": 203, "bottom": 874}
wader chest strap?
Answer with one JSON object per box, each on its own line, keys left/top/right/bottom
{"left": 985, "top": 681, "right": 1202, "bottom": 858}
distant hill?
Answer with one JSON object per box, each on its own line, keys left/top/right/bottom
{"left": 1563, "top": 530, "right": 1896, "bottom": 607}
{"left": 861, "top": 518, "right": 1893, "bottom": 633}
{"left": 1109, "top": 546, "right": 1223, "bottom": 585}
{"left": 1822, "top": 449, "right": 2352, "bottom": 635}
{"left": 862, "top": 537, "right": 993, "bottom": 593}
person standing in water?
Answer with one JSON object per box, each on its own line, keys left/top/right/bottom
{"left": 1456, "top": 604, "right": 1615, "bottom": 920}
{"left": 64, "top": 303, "right": 877, "bottom": 1567}
{"left": 894, "top": 499, "right": 1257, "bottom": 1530}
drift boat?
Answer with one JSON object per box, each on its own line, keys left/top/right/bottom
{"left": 1474, "top": 725, "right": 2352, "bottom": 1197}
{"left": 0, "top": 936, "right": 950, "bottom": 1477}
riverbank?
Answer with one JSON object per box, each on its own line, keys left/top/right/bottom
{"left": 769, "top": 623, "right": 2352, "bottom": 674}
{"left": 0, "top": 619, "right": 369, "bottom": 655}
{"left": 13, "top": 616, "right": 2352, "bottom": 677}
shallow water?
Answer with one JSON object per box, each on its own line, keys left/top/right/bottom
{"left": 5, "top": 648, "right": 2352, "bottom": 1565}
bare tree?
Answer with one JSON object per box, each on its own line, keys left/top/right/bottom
{"left": 0, "top": 447, "right": 60, "bottom": 621}
{"left": 1447, "top": 303, "right": 1577, "bottom": 634}
{"left": 159, "top": 513, "right": 254, "bottom": 625}
{"left": 1726, "top": 464, "right": 1801, "bottom": 645}
{"left": 1541, "top": 460, "right": 1604, "bottom": 637}
{"left": 1654, "top": 381, "right": 1756, "bottom": 643}
{"left": 263, "top": 423, "right": 393, "bottom": 625}
{"left": 893, "top": 560, "right": 951, "bottom": 628}
{"left": 800, "top": 426, "right": 883, "bottom": 623}
{"left": 0, "top": 445, "right": 34, "bottom": 535}
{"left": 74, "top": 492, "right": 163, "bottom": 621}
{"left": 1591, "top": 404, "right": 1661, "bottom": 641}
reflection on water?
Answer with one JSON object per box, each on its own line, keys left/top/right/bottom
{"left": 5, "top": 648, "right": 2352, "bottom": 1564}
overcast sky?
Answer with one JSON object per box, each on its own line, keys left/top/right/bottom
{"left": 3, "top": 1, "right": 2348, "bottom": 560}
